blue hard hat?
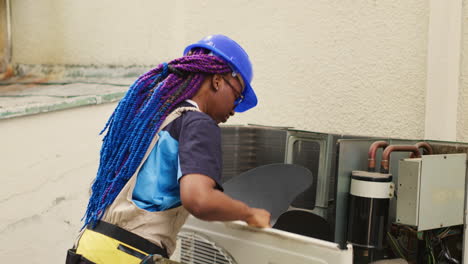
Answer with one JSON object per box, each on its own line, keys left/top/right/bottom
{"left": 184, "top": 34, "right": 257, "bottom": 112}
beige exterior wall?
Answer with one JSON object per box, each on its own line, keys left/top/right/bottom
{"left": 0, "top": 102, "right": 117, "bottom": 263}
{"left": 459, "top": 1, "right": 468, "bottom": 142}
{"left": 0, "top": 0, "right": 7, "bottom": 71}
{"left": 12, "top": 0, "right": 431, "bottom": 139}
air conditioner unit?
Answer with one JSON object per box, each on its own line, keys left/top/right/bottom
{"left": 171, "top": 217, "right": 353, "bottom": 264}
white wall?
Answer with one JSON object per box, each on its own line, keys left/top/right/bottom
{"left": 11, "top": 0, "right": 432, "bottom": 139}
{"left": 0, "top": 103, "right": 117, "bottom": 263}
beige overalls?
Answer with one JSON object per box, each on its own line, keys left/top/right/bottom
{"left": 75, "top": 107, "right": 199, "bottom": 263}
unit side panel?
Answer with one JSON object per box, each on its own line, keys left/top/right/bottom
{"left": 396, "top": 160, "right": 420, "bottom": 227}
{"left": 418, "top": 154, "right": 466, "bottom": 231}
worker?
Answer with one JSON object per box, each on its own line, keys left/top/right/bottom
{"left": 66, "top": 34, "right": 271, "bottom": 264}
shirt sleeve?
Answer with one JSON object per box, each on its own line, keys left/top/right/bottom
{"left": 177, "top": 116, "right": 223, "bottom": 191}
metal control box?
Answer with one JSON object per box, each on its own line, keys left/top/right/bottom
{"left": 396, "top": 154, "right": 466, "bottom": 231}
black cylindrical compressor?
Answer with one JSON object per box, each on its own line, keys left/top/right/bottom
{"left": 347, "top": 171, "right": 394, "bottom": 249}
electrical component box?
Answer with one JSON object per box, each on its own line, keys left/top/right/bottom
{"left": 396, "top": 153, "right": 467, "bottom": 231}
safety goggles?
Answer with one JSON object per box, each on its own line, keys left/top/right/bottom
{"left": 222, "top": 74, "right": 244, "bottom": 107}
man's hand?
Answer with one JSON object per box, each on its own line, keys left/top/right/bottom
{"left": 245, "top": 208, "right": 271, "bottom": 228}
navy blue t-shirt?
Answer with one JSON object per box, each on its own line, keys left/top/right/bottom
{"left": 132, "top": 102, "right": 223, "bottom": 212}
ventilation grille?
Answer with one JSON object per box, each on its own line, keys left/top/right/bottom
{"left": 178, "top": 231, "right": 236, "bottom": 264}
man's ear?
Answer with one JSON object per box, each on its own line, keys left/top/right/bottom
{"left": 211, "top": 74, "right": 221, "bottom": 91}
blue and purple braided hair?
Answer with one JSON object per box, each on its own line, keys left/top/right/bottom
{"left": 83, "top": 49, "right": 232, "bottom": 227}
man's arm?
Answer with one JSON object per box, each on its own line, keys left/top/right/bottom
{"left": 180, "top": 173, "right": 271, "bottom": 228}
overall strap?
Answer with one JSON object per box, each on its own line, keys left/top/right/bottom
{"left": 138, "top": 106, "right": 199, "bottom": 172}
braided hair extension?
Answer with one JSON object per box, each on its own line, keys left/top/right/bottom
{"left": 83, "top": 49, "right": 232, "bottom": 227}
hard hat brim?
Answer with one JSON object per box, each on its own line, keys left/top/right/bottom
{"left": 234, "top": 82, "right": 257, "bottom": 112}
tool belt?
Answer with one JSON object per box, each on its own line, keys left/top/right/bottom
{"left": 66, "top": 221, "right": 168, "bottom": 264}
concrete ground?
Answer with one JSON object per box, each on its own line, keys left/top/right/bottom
{"left": 0, "top": 64, "right": 138, "bottom": 119}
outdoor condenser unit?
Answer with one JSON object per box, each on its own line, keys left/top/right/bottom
{"left": 170, "top": 163, "right": 353, "bottom": 263}
{"left": 171, "top": 217, "right": 353, "bottom": 264}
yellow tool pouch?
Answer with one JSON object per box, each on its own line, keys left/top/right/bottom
{"left": 73, "top": 221, "right": 168, "bottom": 264}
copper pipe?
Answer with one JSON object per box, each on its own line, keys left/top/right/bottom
{"left": 380, "top": 145, "right": 422, "bottom": 173}
{"left": 410, "top": 142, "right": 433, "bottom": 158}
{"left": 368, "top": 141, "right": 389, "bottom": 172}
